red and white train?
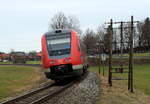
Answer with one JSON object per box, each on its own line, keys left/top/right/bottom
{"left": 41, "top": 29, "right": 88, "bottom": 81}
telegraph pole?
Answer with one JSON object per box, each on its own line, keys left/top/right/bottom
{"left": 99, "top": 42, "right": 101, "bottom": 74}
{"left": 120, "top": 22, "right": 123, "bottom": 60}
{"left": 129, "top": 16, "right": 134, "bottom": 92}
{"left": 108, "top": 19, "right": 113, "bottom": 86}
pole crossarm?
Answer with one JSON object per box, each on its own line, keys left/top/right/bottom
{"left": 105, "top": 21, "right": 139, "bottom": 24}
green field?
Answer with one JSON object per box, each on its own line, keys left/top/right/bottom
{"left": 0, "top": 61, "right": 41, "bottom": 65}
{"left": 0, "top": 62, "right": 12, "bottom": 64}
{"left": 122, "top": 52, "right": 150, "bottom": 57}
{"left": 89, "top": 65, "right": 150, "bottom": 95}
{"left": 26, "top": 61, "right": 41, "bottom": 64}
{"left": 0, "top": 65, "right": 42, "bottom": 101}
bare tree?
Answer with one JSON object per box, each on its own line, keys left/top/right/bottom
{"left": 50, "top": 12, "right": 68, "bottom": 29}
{"left": 102, "top": 26, "right": 112, "bottom": 53}
{"left": 141, "top": 17, "right": 150, "bottom": 47}
{"left": 137, "top": 22, "right": 143, "bottom": 48}
{"left": 123, "top": 23, "right": 131, "bottom": 49}
{"left": 49, "top": 12, "right": 82, "bottom": 34}
{"left": 96, "top": 25, "right": 105, "bottom": 42}
{"left": 82, "top": 28, "right": 98, "bottom": 55}
{"left": 67, "top": 15, "right": 82, "bottom": 34}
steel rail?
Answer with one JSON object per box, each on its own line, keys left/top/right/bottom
{"left": 29, "top": 81, "right": 74, "bottom": 104}
{"left": 30, "top": 72, "right": 88, "bottom": 104}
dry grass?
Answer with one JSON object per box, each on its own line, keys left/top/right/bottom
{"left": 0, "top": 66, "right": 48, "bottom": 101}
{"left": 96, "top": 75, "right": 150, "bottom": 104}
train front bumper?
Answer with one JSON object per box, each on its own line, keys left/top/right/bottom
{"left": 45, "top": 69, "right": 83, "bottom": 80}
{"left": 44, "top": 64, "right": 83, "bottom": 80}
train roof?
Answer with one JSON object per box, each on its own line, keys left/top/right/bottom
{"left": 45, "top": 29, "right": 74, "bottom": 36}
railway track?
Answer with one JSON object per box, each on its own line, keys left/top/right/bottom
{"left": 0, "top": 81, "right": 73, "bottom": 104}
{"left": 29, "top": 82, "right": 74, "bottom": 104}
{"left": 0, "top": 82, "right": 55, "bottom": 104}
{"left": 0, "top": 72, "right": 88, "bottom": 104}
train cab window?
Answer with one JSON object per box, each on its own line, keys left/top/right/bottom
{"left": 46, "top": 32, "right": 71, "bottom": 59}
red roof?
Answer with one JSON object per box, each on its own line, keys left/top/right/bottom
{"left": 0, "top": 54, "right": 9, "bottom": 59}
{"left": 36, "top": 52, "right": 42, "bottom": 57}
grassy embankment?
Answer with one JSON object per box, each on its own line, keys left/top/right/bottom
{"left": 123, "top": 52, "right": 150, "bottom": 56}
{"left": 0, "top": 65, "right": 46, "bottom": 101}
{"left": 113, "top": 52, "right": 150, "bottom": 60}
{"left": 26, "top": 61, "right": 41, "bottom": 64}
{"left": 0, "top": 62, "right": 12, "bottom": 64}
{"left": 89, "top": 65, "right": 150, "bottom": 104}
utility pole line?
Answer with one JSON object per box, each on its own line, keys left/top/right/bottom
{"left": 105, "top": 16, "right": 139, "bottom": 92}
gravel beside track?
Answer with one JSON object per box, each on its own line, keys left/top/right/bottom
{"left": 44, "top": 72, "right": 100, "bottom": 104}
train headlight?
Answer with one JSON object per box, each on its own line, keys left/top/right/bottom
{"left": 64, "top": 58, "right": 71, "bottom": 63}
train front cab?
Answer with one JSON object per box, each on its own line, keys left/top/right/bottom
{"left": 42, "top": 30, "right": 87, "bottom": 80}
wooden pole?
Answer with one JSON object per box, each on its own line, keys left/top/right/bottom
{"left": 99, "top": 42, "right": 101, "bottom": 74}
{"left": 108, "top": 19, "right": 113, "bottom": 86}
{"left": 120, "top": 22, "right": 123, "bottom": 60}
{"left": 128, "top": 16, "right": 134, "bottom": 92}
{"left": 130, "top": 16, "right": 134, "bottom": 92}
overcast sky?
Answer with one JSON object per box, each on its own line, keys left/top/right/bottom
{"left": 0, "top": 0, "right": 149, "bottom": 53}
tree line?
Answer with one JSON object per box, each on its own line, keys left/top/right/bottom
{"left": 49, "top": 12, "right": 150, "bottom": 55}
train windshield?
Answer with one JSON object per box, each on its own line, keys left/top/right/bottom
{"left": 46, "top": 33, "right": 71, "bottom": 59}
